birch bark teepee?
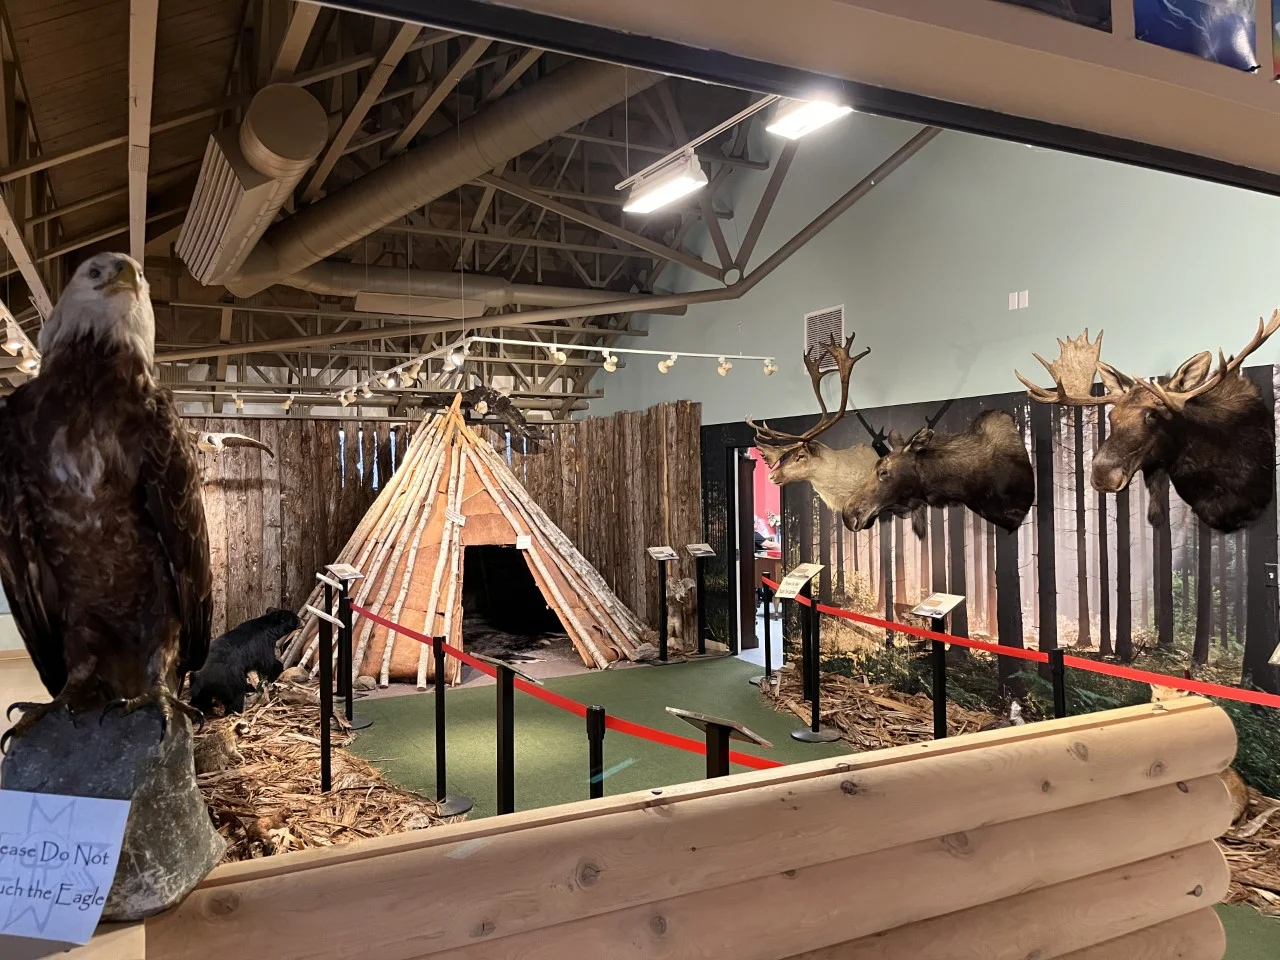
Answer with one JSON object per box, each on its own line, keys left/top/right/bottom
{"left": 286, "top": 398, "right": 649, "bottom": 684}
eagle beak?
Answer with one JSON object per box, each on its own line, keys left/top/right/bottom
{"left": 107, "top": 259, "right": 140, "bottom": 295}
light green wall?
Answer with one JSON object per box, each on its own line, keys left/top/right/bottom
{"left": 591, "top": 112, "right": 1280, "bottom": 424}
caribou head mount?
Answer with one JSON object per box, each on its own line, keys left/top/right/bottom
{"left": 1017, "top": 314, "right": 1280, "bottom": 532}
{"left": 841, "top": 410, "right": 1034, "bottom": 535}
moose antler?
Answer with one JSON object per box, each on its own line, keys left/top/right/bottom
{"left": 1016, "top": 329, "right": 1111, "bottom": 406}
{"left": 748, "top": 333, "right": 870, "bottom": 451}
{"left": 1133, "top": 310, "right": 1280, "bottom": 413}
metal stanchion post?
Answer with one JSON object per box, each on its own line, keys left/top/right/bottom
{"left": 305, "top": 601, "right": 340, "bottom": 793}
{"left": 931, "top": 616, "right": 947, "bottom": 741}
{"left": 656, "top": 557, "right": 670, "bottom": 663}
{"left": 695, "top": 555, "right": 707, "bottom": 656}
{"left": 472, "top": 654, "right": 542, "bottom": 817}
{"left": 432, "top": 637, "right": 473, "bottom": 817}
{"left": 792, "top": 591, "right": 839, "bottom": 743}
{"left": 799, "top": 582, "right": 814, "bottom": 703}
{"left": 337, "top": 590, "right": 371, "bottom": 730}
{"left": 586, "top": 705, "right": 606, "bottom": 799}
{"left": 750, "top": 582, "right": 775, "bottom": 687}
{"left": 1049, "top": 648, "right": 1068, "bottom": 719}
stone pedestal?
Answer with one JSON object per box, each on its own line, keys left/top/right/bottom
{"left": 1, "top": 706, "right": 225, "bottom": 921}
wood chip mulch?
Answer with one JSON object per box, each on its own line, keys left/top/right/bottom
{"left": 1221, "top": 789, "right": 1280, "bottom": 916}
{"left": 193, "top": 684, "right": 455, "bottom": 862}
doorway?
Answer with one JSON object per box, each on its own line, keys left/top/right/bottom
{"left": 729, "top": 448, "right": 783, "bottom": 666}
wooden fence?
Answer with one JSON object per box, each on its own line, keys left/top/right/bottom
{"left": 190, "top": 417, "right": 411, "bottom": 637}
{"left": 141, "top": 697, "right": 1233, "bottom": 960}
{"left": 489, "top": 400, "right": 703, "bottom": 647}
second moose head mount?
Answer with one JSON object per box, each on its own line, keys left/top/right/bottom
{"left": 1017, "top": 313, "right": 1280, "bottom": 533}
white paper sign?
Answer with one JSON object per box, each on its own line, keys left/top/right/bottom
{"left": 911, "top": 593, "right": 966, "bottom": 620}
{"left": 515, "top": 535, "right": 532, "bottom": 550}
{"left": 1269, "top": 641, "right": 1280, "bottom": 667}
{"left": 647, "top": 546, "right": 678, "bottom": 562}
{"left": 685, "top": 543, "right": 715, "bottom": 558}
{"left": 774, "top": 563, "right": 824, "bottom": 600}
{"left": 445, "top": 508, "right": 467, "bottom": 527}
{"left": 0, "top": 790, "right": 131, "bottom": 945}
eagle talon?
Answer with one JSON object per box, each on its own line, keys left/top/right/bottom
{"left": 6, "top": 701, "right": 45, "bottom": 721}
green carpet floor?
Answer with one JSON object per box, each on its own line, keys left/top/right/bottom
{"left": 348, "top": 655, "right": 847, "bottom": 819}
{"left": 348, "top": 656, "right": 1280, "bottom": 958}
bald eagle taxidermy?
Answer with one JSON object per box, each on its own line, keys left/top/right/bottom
{"left": 0, "top": 252, "right": 211, "bottom": 749}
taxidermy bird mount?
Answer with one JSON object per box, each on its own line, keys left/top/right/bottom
{"left": 416, "top": 384, "right": 546, "bottom": 442}
{"left": 192, "top": 431, "right": 275, "bottom": 457}
{"left": 0, "top": 252, "right": 225, "bottom": 919}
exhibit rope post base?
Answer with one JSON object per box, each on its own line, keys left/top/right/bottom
{"left": 750, "top": 582, "right": 776, "bottom": 687}
{"left": 586, "top": 704, "right": 606, "bottom": 800}
{"left": 792, "top": 585, "right": 840, "bottom": 744}
{"left": 432, "top": 638, "right": 473, "bottom": 818}
{"left": 931, "top": 616, "right": 948, "bottom": 741}
{"left": 335, "top": 588, "right": 372, "bottom": 731}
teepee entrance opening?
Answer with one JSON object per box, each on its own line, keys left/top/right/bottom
{"left": 462, "top": 545, "right": 566, "bottom": 658}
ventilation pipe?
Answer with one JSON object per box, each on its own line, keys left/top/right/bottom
{"left": 286, "top": 262, "right": 688, "bottom": 315}
{"left": 227, "top": 59, "right": 663, "bottom": 297}
{"left": 176, "top": 84, "right": 328, "bottom": 286}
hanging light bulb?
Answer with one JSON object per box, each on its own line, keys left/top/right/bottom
{"left": 361, "top": 382, "right": 373, "bottom": 399}
{"left": 763, "top": 358, "right": 778, "bottom": 376}
{"left": 603, "top": 353, "right": 618, "bottom": 373}
{"left": 717, "top": 357, "right": 733, "bottom": 376}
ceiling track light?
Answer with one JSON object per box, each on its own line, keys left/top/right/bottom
{"left": 766, "top": 97, "right": 854, "bottom": 140}
{"left": 602, "top": 352, "right": 618, "bottom": 373}
{"left": 444, "top": 343, "right": 469, "bottom": 371}
{"left": 717, "top": 357, "right": 733, "bottom": 376}
{"left": 623, "top": 152, "right": 708, "bottom": 214}
{"left": 233, "top": 394, "right": 245, "bottom": 411}
{"left": 361, "top": 383, "right": 373, "bottom": 399}
{"left": 3, "top": 327, "right": 23, "bottom": 356}
{"left": 18, "top": 350, "right": 39, "bottom": 374}
{"left": 763, "top": 358, "right": 778, "bottom": 376}
{"left": 281, "top": 396, "right": 294, "bottom": 412}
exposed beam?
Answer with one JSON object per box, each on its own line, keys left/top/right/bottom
{"left": 270, "top": 2, "right": 321, "bottom": 81}
{"left": 483, "top": 47, "right": 543, "bottom": 102}
{"left": 736, "top": 140, "right": 799, "bottom": 271}
{"left": 558, "top": 131, "right": 767, "bottom": 170}
{"left": 698, "top": 192, "right": 734, "bottom": 271}
{"left": 302, "top": 22, "right": 422, "bottom": 202}
{"left": 376, "top": 222, "right": 664, "bottom": 260}
{"left": 26, "top": 159, "right": 201, "bottom": 227}
{"left": 0, "top": 190, "right": 51, "bottom": 316}
{"left": 478, "top": 172, "right": 724, "bottom": 282}
{"left": 213, "top": 306, "right": 234, "bottom": 414}
{"left": 37, "top": 204, "right": 187, "bottom": 263}
{"left": 127, "top": 0, "right": 160, "bottom": 262}
{"left": 386, "top": 37, "right": 492, "bottom": 157}
{"left": 0, "top": 33, "right": 449, "bottom": 185}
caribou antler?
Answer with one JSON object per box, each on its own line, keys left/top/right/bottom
{"left": 1016, "top": 329, "right": 1112, "bottom": 406}
{"left": 747, "top": 333, "right": 870, "bottom": 451}
{"left": 1134, "top": 310, "right": 1280, "bottom": 413}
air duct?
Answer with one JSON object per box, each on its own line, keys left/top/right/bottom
{"left": 285, "top": 262, "right": 687, "bottom": 316}
{"left": 227, "top": 59, "right": 663, "bottom": 297}
{"left": 176, "top": 84, "right": 327, "bottom": 286}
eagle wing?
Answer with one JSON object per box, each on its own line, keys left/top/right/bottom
{"left": 140, "top": 388, "right": 213, "bottom": 684}
{"left": 0, "top": 398, "right": 66, "bottom": 696}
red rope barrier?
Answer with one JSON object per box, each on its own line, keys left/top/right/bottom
{"left": 349, "top": 604, "right": 783, "bottom": 771}
{"left": 761, "top": 577, "right": 1280, "bottom": 709}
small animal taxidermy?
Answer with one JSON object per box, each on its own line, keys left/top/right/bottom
{"left": 1018, "top": 314, "right": 1280, "bottom": 532}
{"left": 842, "top": 410, "right": 1034, "bottom": 535}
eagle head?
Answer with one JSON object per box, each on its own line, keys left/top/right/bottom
{"left": 38, "top": 252, "right": 155, "bottom": 366}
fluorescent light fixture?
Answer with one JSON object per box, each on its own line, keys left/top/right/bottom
{"left": 766, "top": 98, "right": 853, "bottom": 140}
{"left": 623, "top": 152, "right": 707, "bottom": 214}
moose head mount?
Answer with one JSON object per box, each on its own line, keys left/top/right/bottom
{"left": 1017, "top": 315, "right": 1280, "bottom": 533}
{"left": 747, "top": 333, "right": 928, "bottom": 534}
{"left": 841, "top": 410, "right": 1035, "bottom": 535}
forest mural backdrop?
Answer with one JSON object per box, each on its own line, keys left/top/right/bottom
{"left": 701, "top": 366, "right": 1280, "bottom": 695}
